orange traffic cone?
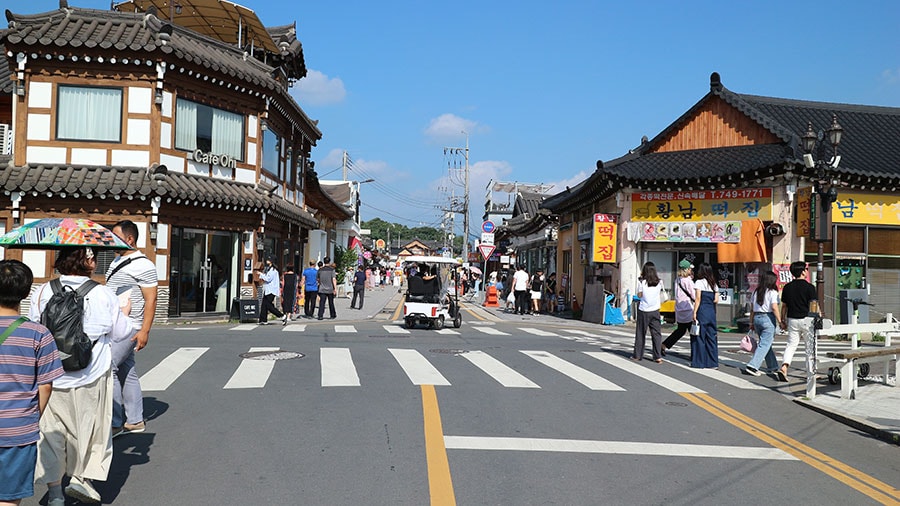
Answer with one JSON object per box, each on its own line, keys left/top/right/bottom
{"left": 483, "top": 286, "right": 499, "bottom": 307}
{"left": 572, "top": 294, "right": 580, "bottom": 312}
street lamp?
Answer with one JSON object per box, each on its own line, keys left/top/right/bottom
{"left": 801, "top": 114, "right": 844, "bottom": 313}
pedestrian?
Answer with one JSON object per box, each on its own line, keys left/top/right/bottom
{"left": 351, "top": 265, "right": 367, "bottom": 310}
{"left": 316, "top": 257, "right": 337, "bottom": 320}
{"left": 632, "top": 262, "right": 664, "bottom": 363}
{"left": 300, "top": 261, "right": 318, "bottom": 318}
{"left": 662, "top": 260, "right": 695, "bottom": 355}
{"left": 691, "top": 262, "right": 719, "bottom": 368}
{"left": 281, "top": 265, "right": 298, "bottom": 324}
{"left": 512, "top": 265, "right": 530, "bottom": 315}
{"left": 253, "top": 260, "right": 265, "bottom": 309}
{"left": 0, "top": 260, "right": 64, "bottom": 506}
{"left": 742, "top": 270, "right": 783, "bottom": 377}
{"left": 106, "top": 220, "right": 158, "bottom": 438}
{"left": 256, "top": 256, "right": 285, "bottom": 325}
{"left": 544, "top": 272, "right": 557, "bottom": 313}
{"left": 31, "top": 247, "right": 133, "bottom": 504}
{"left": 778, "top": 261, "right": 819, "bottom": 382}
{"left": 530, "top": 268, "right": 545, "bottom": 314}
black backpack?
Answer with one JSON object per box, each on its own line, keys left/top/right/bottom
{"left": 41, "top": 278, "right": 99, "bottom": 371}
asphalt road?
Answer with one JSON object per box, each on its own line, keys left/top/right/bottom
{"left": 23, "top": 313, "right": 900, "bottom": 505}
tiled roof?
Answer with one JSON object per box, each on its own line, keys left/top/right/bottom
{"left": 2, "top": 7, "right": 278, "bottom": 92}
{"left": 267, "top": 23, "right": 307, "bottom": 81}
{"left": 0, "top": 37, "right": 11, "bottom": 94}
{"left": 303, "top": 171, "right": 354, "bottom": 220}
{"left": 544, "top": 73, "right": 900, "bottom": 213}
{"left": 0, "top": 163, "right": 322, "bottom": 226}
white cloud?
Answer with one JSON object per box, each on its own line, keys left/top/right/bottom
{"left": 424, "top": 113, "right": 487, "bottom": 143}
{"left": 293, "top": 69, "right": 346, "bottom": 106}
{"left": 881, "top": 68, "right": 900, "bottom": 85}
{"left": 546, "top": 170, "right": 591, "bottom": 193}
{"left": 315, "top": 148, "right": 395, "bottom": 181}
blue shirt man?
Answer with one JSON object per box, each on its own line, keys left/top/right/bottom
{"left": 301, "top": 261, "right": 319, "bottom": 318}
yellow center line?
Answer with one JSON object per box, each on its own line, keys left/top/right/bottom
{"left": 462, "top": 306, "right": 486, "bottom": 321}
{"left": 422, "top": 385, "right": 456, "bottom": 506}
{"left": 392, "top": 295, "right": 406, "bottom": 321}
{"left": 682, "top": 392, "right": 900, "bottom": 505}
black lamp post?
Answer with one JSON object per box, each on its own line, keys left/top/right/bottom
{"left": 801, "top": 114, "right": 844, "bottom": 313}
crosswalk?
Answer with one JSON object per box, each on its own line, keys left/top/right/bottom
{"left": 141, "top": 323, "right": 857, "bottom": 392}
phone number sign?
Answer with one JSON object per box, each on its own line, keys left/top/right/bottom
{"left": 631, "top": 189, "right": 772, "bottom": 222}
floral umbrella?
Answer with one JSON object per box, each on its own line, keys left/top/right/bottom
{"left": 0, "top": 218, "right": 133, "bottom": 250}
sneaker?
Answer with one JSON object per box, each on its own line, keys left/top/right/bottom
{"left": 259, "top": 321, "right": 270, "bottom": 325}
{"left": 65, "top": 476, "right": 101, "bottom": 503}
{"left": 282, "top": 316, "right": 288, "bottom": 326}
{"left": 741, "top": 366, "right": 761, "bottom": 377}
{"left": 123, "top": 421, "right": 146, "bottom": 434}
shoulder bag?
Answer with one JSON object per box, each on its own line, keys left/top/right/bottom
{"left": 0, "top": 317, "right": 28, "bottom": 346}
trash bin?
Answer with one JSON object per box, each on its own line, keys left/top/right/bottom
{"left": 231, "top": 298, "right": 259, "bottom": 322}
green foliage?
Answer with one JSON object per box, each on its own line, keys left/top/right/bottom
{"left": 334, "top": 246, "right": 358, "bottom": 284}
{"left": 362, "top": 218, "right": 462, "bottom": 251}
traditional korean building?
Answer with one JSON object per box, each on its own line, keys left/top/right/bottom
{"left": 543, "top": 73, "right": 900, "bottom": 323}
{"left": 0, "top": 1, "right": 345, "bottom": 320}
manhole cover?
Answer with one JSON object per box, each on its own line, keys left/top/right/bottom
{"left": 429, "top": 349, "right": 469, "bottom": 355}
{"left": 239, "top": 350, "right": 305, "bottom": 360}
{"left": 665, "top": 401, "right": 689, "bottom": 407}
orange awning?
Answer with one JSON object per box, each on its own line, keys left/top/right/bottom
{"left": 717, "top": 219, "right": 767, "bottom": 263}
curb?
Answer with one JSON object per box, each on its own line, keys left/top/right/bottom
{"left": 793, "top": 398, "right": 900, "bottom": 446}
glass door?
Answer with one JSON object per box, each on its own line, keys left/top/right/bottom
{"left": 170, "top": 228, "right": 236, "bottom": 316}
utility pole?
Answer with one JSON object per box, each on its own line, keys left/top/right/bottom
{"left": 444, "top": 132, "right": 469, "bottom": 263}
{"left": 342, "top": 150, "right": 349, "bottom": 181}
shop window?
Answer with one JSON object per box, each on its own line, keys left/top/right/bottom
{"left": 262, "top": 129, "right": 280, "bottom": 176}
{"left": 56, "top": 85, "right": 122, "bottom": 142}
{"left": 175, "top": 98, "right": 244, "bottom": 161}
{"left": 868, "top": 228, "right": 900, "bottom": 255}
{"left": 836, "top": 226, "right": 864, "bottom": 253}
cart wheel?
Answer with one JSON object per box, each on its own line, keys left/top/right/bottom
{"left": 857, "top": 362, "right": 870, "bottom": 378}
{"left": 453, "top": 313, "right": 462, "bottom": 328}
{"left": 405, "top": 317, "right": 415, "bottom": 329}
{"left": 434, "top": 315, "right": 445, "bottom": 330}
{"left": 828, "top": 367, "right": 841, "bottom": 385}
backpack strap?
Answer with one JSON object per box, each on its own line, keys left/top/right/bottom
{"left": 107, "top": 257, "right": 135, "bottom": 282}
{"left": 50, "top": 278, "right": 64, "bottom": 295}
{"left": 76, "top": 279, "right": 100, "bottom": 298}
{"left": 0, "top": 317, "right": 28, "bottom": 346}
{"left": 678, "top": 279, "right": 695, "bottom": 302}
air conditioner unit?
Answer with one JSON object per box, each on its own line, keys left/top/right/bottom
{"left": 0, "top": 124, "right": 11, "bottom": 155}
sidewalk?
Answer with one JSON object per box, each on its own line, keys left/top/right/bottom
{"left": 468, "top": 299, "right": 900, "bottom": 445}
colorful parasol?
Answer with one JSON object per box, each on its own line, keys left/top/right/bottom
{"left": 0, "top": 218, "right": 133, "bottom": 250}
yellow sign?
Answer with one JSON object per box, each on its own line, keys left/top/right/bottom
{"left": 796, "top": 189, "right": 900, "bottom": 236}
{"left": 592, "top": 214, "right": 618, "bottom": 263}
{"left": 631, "top": 189, "right": 773, "bottom": 222}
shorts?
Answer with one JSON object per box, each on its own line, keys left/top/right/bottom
{"left": 530, "top": 291, "right": 542, "bottom": 300}
{"left": 0, "top": 443, "right": 37, "bottom": 500}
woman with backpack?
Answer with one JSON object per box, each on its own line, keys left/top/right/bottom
{"left": 29, "top": 247, "right": 133, "bottom": 504}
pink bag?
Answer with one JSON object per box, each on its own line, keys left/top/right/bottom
{"left": 740, "top": 331, "right": 757, "bottom": 353}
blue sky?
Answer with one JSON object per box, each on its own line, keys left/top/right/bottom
{"left": 15, "top": 0, "right": 900, "bottom": 238}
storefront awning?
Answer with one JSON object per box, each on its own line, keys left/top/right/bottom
{"left": 717, "top": 219, "right": 767, "bottom": 263}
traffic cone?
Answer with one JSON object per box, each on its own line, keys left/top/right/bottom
{"left": 483, "top": 286, "right": 499, "bottom": 307}
{"left": 572, "top": 293, "right": 580, "bottom": 312}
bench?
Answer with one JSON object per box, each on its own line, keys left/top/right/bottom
{"left": 825, "top": 345, "right": 900, "bottom": 400}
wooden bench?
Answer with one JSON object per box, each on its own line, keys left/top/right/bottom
{"left": 825, "top": 345, "right": 900, "bottom": 400}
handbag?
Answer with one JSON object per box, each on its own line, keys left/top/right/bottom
{"left": 740, "top": 331, "right": 758, "bottom": 353}
{"left": 690, "top": 321, "right": 700, "bottom": 336}
{"left": 659, "top": 285, "right": 669, "bottom": 303}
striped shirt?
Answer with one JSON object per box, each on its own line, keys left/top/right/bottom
{"left": 0, "top": 317, "right": 64, "bottom": 447}
{"left": 105, "top": 252, "right": 158, "bottom": 328}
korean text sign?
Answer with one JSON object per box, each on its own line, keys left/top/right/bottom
{"left": 592, "top": 214, "right": 618, "bottom": 263}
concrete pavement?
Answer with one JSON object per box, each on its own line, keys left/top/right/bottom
{"left": 463, "top": 295, "right": 900, "bottom": 446}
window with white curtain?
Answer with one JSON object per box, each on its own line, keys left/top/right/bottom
{"left": 56, "top": 85, "right": 123, "bottom": 142}
{"left": 175, "top": 98, "right": 244, "bottom": 161}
